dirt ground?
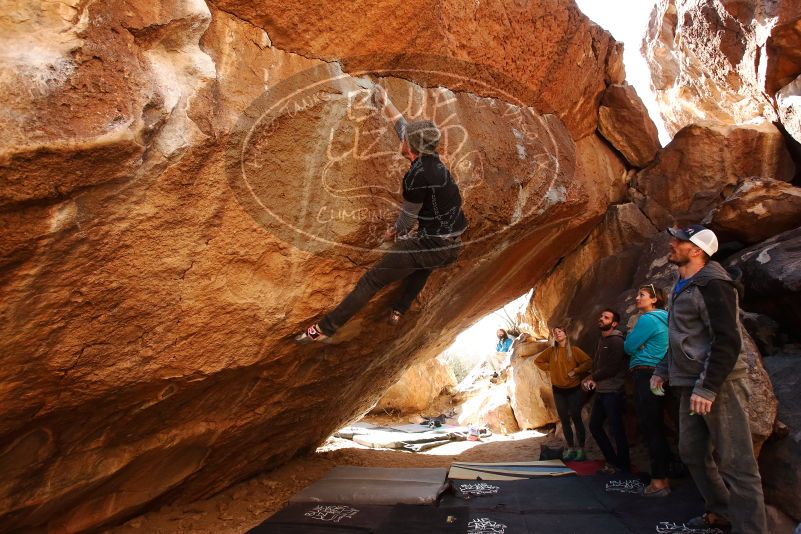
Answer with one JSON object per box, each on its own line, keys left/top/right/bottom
{"left": 105, "top": 415, "right": 565, "bottom": 534}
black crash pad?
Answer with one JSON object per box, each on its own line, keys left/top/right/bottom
{"left": 441, "top": 477, "right": 607, "bottom": 513}
{"left": 577, "top": 475, "right": 707, "bottom": 534}
{"left": 373, "top": 504, "right": 469, "bottom": 534}
{"left": 247, "top": 502, "right": 394, "bottom": 533}
{"left": 462, "top": 510, "right": 634, "bottom": 534}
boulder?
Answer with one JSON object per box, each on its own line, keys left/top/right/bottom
{"left": 642, "top": 0, "right": 801, "bottom": 135}
{"left": 725, "top": 227, "right": 801, "bottom": 336}
{"left": 456, "top": 383, "right": 520, "bottom": 435}
{"left": 779, "top": 74, "right": 801, "bottom": 146}
{"left": 742, "top": 311, "right": 782, "bottom": 356}
{"left": 760, "top": 354, "right": 801, "bottom": 522}
{"left": 508, "top": 349, "right": 560, "bottom": 430}
{"left": 741, "top": 330, "right": 779, "bottom": 455}
{"left": 373, "top": 357, "right": 456, "bottom": 415}
{"left": 213, "top": 0, "right": 626, "bottom": 139}
{"left": 633, "top": 123, "right": 796, "bottom": 228}
{"left": 526, "top": 202, "right": 658, "bottom": 349}
{"left": 598, "top": 83, "right": 661, "bottom": 168}
{"left": 0, "top": 1, "right": 634, "bottom": 530}
{"left": 704, "top": 177, "right": 801, "bottom": 245}
{"left": 511, "top": 337, "right": 550, "bottom": 358}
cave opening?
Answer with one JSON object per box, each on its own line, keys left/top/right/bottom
{"left": 320, "top": 289, "right": 557, "bottom": 459}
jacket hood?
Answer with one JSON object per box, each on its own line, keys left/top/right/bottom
{"left": 645, "top": 309, "right": 668, "bottom": 325}
{"left": 606, "top": 329, "right": 624, "bottom": 338}
{"left": 689, "top": 261, "right": 732, "bottom": 287}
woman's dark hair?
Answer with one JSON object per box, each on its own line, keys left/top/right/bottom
{"left": 639, "top": 283, "right": 666, "bottom": 309}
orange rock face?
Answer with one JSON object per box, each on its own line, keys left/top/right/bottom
{"left": 633, "top": 123, "right": 795, "bottom": 228}
{"left": 526, "top": 202, "right": 658, "bottom": 350}
{"left": 214, "top": 0, "right": 625, "bottom": 139}
{"left": 598, "top": 84, "right": 661, "bottom": 168}
{"left": 643, "top": 0, "right": 801, "bottom": 138}
{"left": 374, "top": 357, "right": 456, "bottom": 415}
{"left": 509, "top": 347, "right": 560, "bottom": 430}
{"left": 704, "top": 177, "right": 801, "bottom": 244}
{"left": 0, "top": 1, "right": 632, "bottom": 531}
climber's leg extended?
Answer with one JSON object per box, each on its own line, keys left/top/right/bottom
{"left": 391, "top": 268, "right": 432, "bottom": 317}
{"left": 317, "top": 249, "right": 419, "bottom": 336}
{"left": 296, "top": 236, "right": 458, "bottom": 343}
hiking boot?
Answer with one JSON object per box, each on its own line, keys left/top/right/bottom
{"left": 562, "top": 448, "right": 576, "bottom": 461}
{"left": 295, "top": 323, "right": 328, "bottom": 344}
{"left": 388, "top": 309, "right": 403, "bottom": 326}
{"left": 641, "top": 485, "right": 671, "bottom": 498}
{"left": 573, "top": 449, "right": 586, "bottom": 461}
{"left": 687, "top": 512, "right": 731, "bottom": 528}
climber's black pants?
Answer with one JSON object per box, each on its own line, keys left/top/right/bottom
{"left": 319, "top": 235, "right": 460, "bottom": 336}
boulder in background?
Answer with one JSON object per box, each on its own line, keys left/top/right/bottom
{"left": 598, "top": 83, "right": 661, "bottom": 168}
{"left": 373, "top": 357, "right": 456, "bottom": 415}
{"left": 633, "top": 123, "right": 795, "bottom": 229}
{"left": 704, "top": 177, "right": 801, "bottom": 245}
{"left": 760, "top": 353, "right": 801, "bottom": 522}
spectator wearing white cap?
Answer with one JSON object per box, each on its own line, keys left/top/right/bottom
{"left": 651, "top": 224, "right": 766, "bottom": 533}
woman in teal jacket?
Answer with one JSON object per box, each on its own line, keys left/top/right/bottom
{"left": 625, "top": 283, "right": 671, "bottom": 497}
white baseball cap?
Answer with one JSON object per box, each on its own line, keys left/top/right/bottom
{"left": 668, "top": 224, "right": 719, "bottom": 256}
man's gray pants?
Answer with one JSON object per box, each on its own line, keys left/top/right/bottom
{"left": 676, "top": 379, "right": 767, "bottom": 534}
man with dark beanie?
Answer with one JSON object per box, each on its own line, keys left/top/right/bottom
{"left": 296, "top": 85, "right": 467, "bottom": 343}
{"left": 651, "top": 225, "right": 766, "bottom": 533}
{"left": 583, "top": 308, "right": 629, "bottom": 474}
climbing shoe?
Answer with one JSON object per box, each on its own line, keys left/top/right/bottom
{"left": 641, "top": 485, "right": 671, "bottom": 498}
{"left": 686, "top": 512, "right": 731, "bottom": 528}
{"left": 562, "top": 448, "right": 577, "bottom": 461}
{"left": 573, "top": 449, "right": 586, "bottom": 461}
{"left": 295, "top": 323, "right": 328, "bottom": 344}
{"left": 388, "top": 309, "right": 403, "bottom": 326}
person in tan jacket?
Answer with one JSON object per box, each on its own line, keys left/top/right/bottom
{"left": 533, "top": 326, "right": 593, "bottom": 461}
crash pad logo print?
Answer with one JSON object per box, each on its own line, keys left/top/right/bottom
{"left": 225, "top": 54, "right": 564, "bottom": 259}
{"left": 655, "top": 521, "right": 724, "bottom": 534}
{"left": 468, "top": 517, "right": 507, "bottom": 534}
{"left": 605, "top": 479, "right": 646, "bottom": 494}
{"left": 459, "top": 482, "right": 501, "bottom": 496}
{"left": 304, "top": 505, "right": 359, "bottom": 523}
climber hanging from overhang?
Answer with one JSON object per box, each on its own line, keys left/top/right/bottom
{"left": 296, "top": 84, "right": 468, "bottom": 343}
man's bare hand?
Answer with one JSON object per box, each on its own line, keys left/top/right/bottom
{"left": 690, "top": 394, "right": 713, "bottom": 416}
{"left": 371, "top": 85, "right": 388, "bottom": 108}
{"left": 383, "top": 227, "right": 397, "bottom": 242}
{"left": 582, "top": 378, "right": 596, "bottom": 391}
{"left": 650, "top": 375, "right": 665, "bottom": 391}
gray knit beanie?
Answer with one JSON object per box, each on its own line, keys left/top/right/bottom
{"left": 406, "top": 120, "right": 441, "bottom": 154}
